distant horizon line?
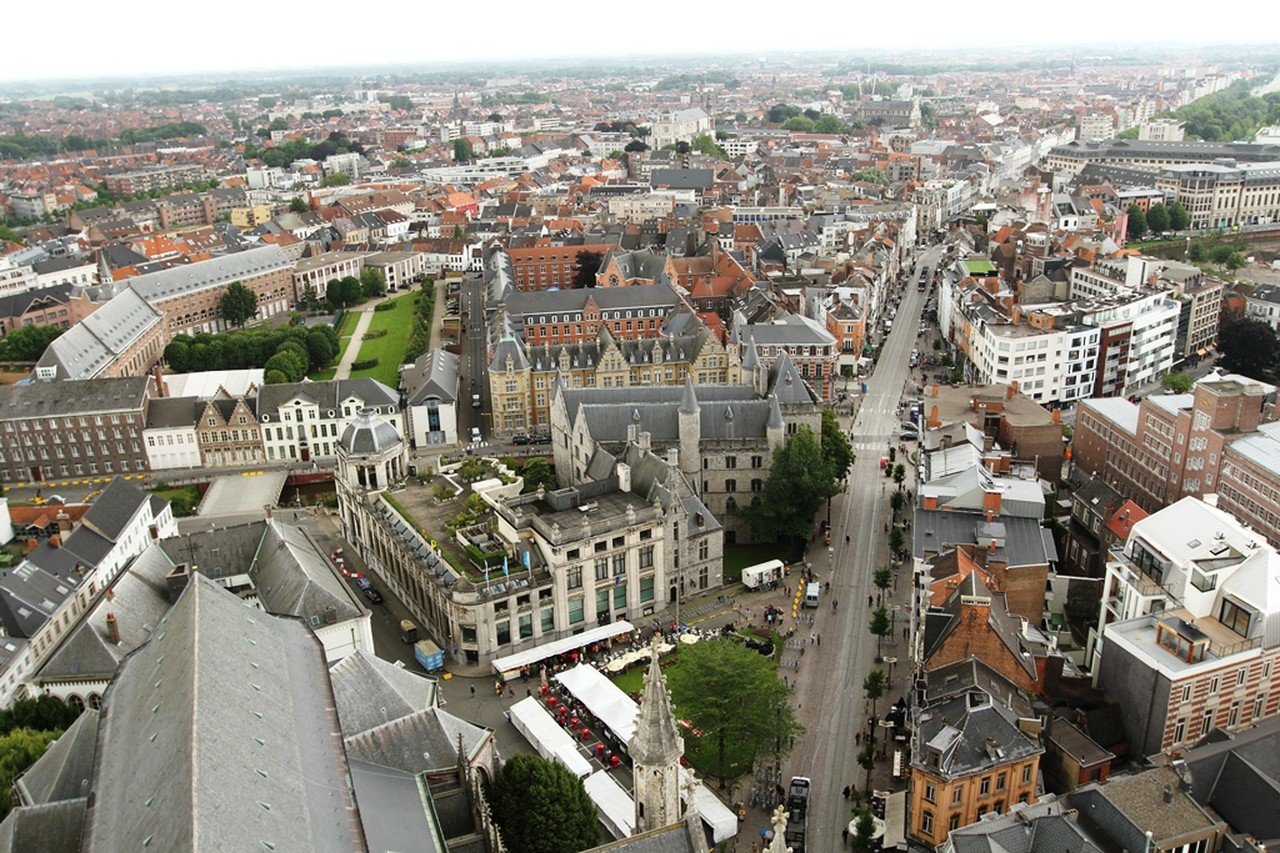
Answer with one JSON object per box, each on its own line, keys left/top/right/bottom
{"left": 2, "top": 42, "right": 1278, "bottom": 90}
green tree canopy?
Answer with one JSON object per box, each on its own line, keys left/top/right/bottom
{"left": 288, "top": 196, "right": 308, "bottom": 213}
{"left": 745, "top": 425, "right": 840, "bottom": 545}
{"left": 1218, "top": 318, "right": 1277, "bottom": 381}
{"left": 520, "top": 457, "right": 558, "bottom": 493}
{"left": 0, "top": 696, "right": 81, "bottom": 734}
{"left": 814, "top": 114, "right": 845, "bottom": 134}
{"left": 0, "top": 324, "right": 62, "bottom": 362}
{"left": 1146, "top": 202, "right": 1171, "bottom": 234}
{"left": 668, "top": 639, "right": 802, "bottom": 786}
{"left": 1162, "top": 371, "right": 1194, "bottom": 393}
{"left": 869, "top": 607, "right": 891, "bottom": 654}
{"left": 360, "top": 267, "right": 387, "bottom": 299}
{"left": 820, "top": 409, "right": 855, "bottom": 482}
{"left": 689, "top": 133, "right": 728, "bottom": 159}
{"left": 1126, "top": 204, "right": 1148, "bottom": 240}
{"left": 453, "top": 138, "right": 473, "bottom": 163}
{"left": 219, "top": 281, "right": 259, "bottom": 327}
{"left": 781, "top": 116, "right": 816, "bottom": 133}
{"left": 485, "top": 753, "right": 600, "bottom": 853}
{"left": 0, "top": 728, "right": 63, "bottom": 820}
{"left": 1169, "top": 201, "right": 1190, "bottom": 231}
{"left": 319, "top": 173, "right": 351, "bottom": 187}
{"left": 264, "top": 349, "right": 307, "bottom": 383}
{"left": 574, "top": 250, "right": 603, "bottom": 288}
{"left": 767, "top": 104, "right": 803, "bottom": 124}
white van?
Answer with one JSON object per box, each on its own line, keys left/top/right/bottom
{"left": 803, "top": 582, "right": 821, "bottom": 608}
{"left": 469, "top": 426, "right": 482, "bottom": 443}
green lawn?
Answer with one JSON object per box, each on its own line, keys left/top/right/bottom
{"left": 349, "top": 294, "right": 417, "bottom": 387}
{"left": 723, "top": 542, "right": 801, "bottom": 583}
{"left": 308, "top": 311, "right": 359, "bottom": 381}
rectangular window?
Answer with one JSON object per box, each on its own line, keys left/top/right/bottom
{"left": 1173, "top": 717, "right": 1187, "bottom": 743}
{"left": 920, "top": 811, "right": 934, "bottom": 836}
{"left": 568, "top": 598, "right": 585, "bottom": 625}
{"left": 640, "top": 576, "right": 655, "bottom": 602}
{"left": 996, "top": 773, "right": 1006, "bottom": 791}
{"left": 924, "top": 783, "right": 936, "bottom": 804}
{"left": 595, "top": 558, "right": 609, "bottom": 581}
{"left": 596, "top": 589, "right": 609, "bottom": 617}
{"left": 613, "top": 584, "right": 626, "bottom": 610}
{"left": 1021, "top": 765, "right": 1032, "bottom": 784}
{"left": 639, "top": 545, "right": 654, "bottom": 569}
{"left": 1181, "top": 684, "right": 1192, "bottom": 703}
{"left": 613, "top": 554, "right": 625, "bottom": 576}
{"left": 953, "top": 787, "right": 964, "bottom": 804}
{"left": 980, "top": 777, "right": 991, "bottom": 796}
{"left": 1201, "top": 708, "right": 1215, "bottom": 737}
{"left": 495, "top": 620, "right": 511, "bottom": 646}
{"left": 567, "top": 567, "right": 582, "bottom": 589}
{"left": 540, "top": 608, "right": 554, "bottom": 633}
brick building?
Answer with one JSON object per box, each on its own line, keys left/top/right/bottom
{"left": 0, "top": 377, "right": 153, "bottom": 485}
{"left": 124, "top": 244, "right": 295, "bottom": 335}
{"left": 505, "top": 242, "right": 617, "bottom": 291}
{"left": 1072, "top": 373, "right": 1274, "bottom": 515}
{"left": 498, "top": 282, "right": 686, "bottom": 348}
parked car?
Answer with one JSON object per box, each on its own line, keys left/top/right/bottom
{"left": 363, "top": 587, "right": 384, "bottom": 605}
{"left": 532, "top": 433, "right": 552, "bottom": 445}
{"left": 512, "top": 434, "right": 531, "bottom": 445}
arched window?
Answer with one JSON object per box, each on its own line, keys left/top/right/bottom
{"left": 88, "top": 693, "right": 103, "bottom": 710}
{"left": 67, "top": 694, "right": 85, "bottom": 713}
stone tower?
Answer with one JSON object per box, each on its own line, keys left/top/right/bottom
{"left": 631, "top": 637, "right": 684, "bottom": 833}
{"left": 677, "top": 375, "right": 700, "bottom": 480}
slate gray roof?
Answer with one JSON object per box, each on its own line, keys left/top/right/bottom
{"left": 0, "top": 284, "right": 74, "bottom": 319}
{"left": 348, "top": 760, "right": 444, "bottom": 853}
{"left": 0, "top": 376, "right": 149, "bottom": 419}
{"left": 83, "top": 574, "right": 361, "bottom": 852}
{"left": 403, "top": 348, "right": 459, "bottom": 405}
{"left": 948, "top": 798, "right": 1104, "bottom": 853}
{"left": 37, "top": 545, "right": 177, "bottom": 682}
{"left": 14, "top": 708, "right": 99, "bottom": 806}
{"left": 79, "top": 477, "right": 150, "bottom": 543}
{"left": 503, "top": 280, "right": 682, "bottom": 320}
{"left": 602, "top": 248, "right": 668, "bottom": 282}
{"left": 340, "top": 409, "right": 403, "bottom": 455}
{"left": 251, "top": 521, "right": 364, "bottom": 625}
{"left": 1067, "top": 766, "right": 1224, "bottom": 851}
{"left": 329, "top": 649, "right": 438, "bottom": 736}
{"left": 1182, "top": 714, "right": 1280, "bottom": 842}
{"left": 914, "top": 691, "right": 1041, "bottom": 777}
{"left": 0, "top": 799, "right": 86, "bottom": 853}
{"left": 254, "top": 376, "right": 399, "bottom": 417}
{"left": 35, "top": 288, "right": 163, "bottom": 380}
{"left": 649, "top": 169, "right": 713, "bottom": 191}
{"left": 914, "top": 509, "right": 1052, "bottom": 567}
{"left": 125, "top": 244, "right": 291, "bottom": 303}
{"left": 567, "top": 384, "right": 776, "bottom": 445}
{"left": 144, "top": 396, "right": 201, "bottom": 429}
{"left": 589, "top": 820, "right": 703, "bottom": 852}
{"left": 344, "top": 706, "right": 491, "bottom": 774}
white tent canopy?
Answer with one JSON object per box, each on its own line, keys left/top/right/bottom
{"left": 492, "top": 621, "right": 635, "bottom": 678}
{"left": 555, "top": 663, "right": 638, "bottom": 747}
{"left": 584, "top": 770, "right": 635, "bottom": 840}
{"left": 556, "top": 664, "right": 738, "bottom": 845}
{"left": 507, "top": 697, "right": 593, "bottom": 779}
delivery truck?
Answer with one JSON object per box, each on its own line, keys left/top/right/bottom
{"left": 741, "top": 559, "right": 784, "bottom": 590}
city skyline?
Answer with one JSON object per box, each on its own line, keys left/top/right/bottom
{"left": 6, "top": 2, "right": 1280, "bottom": 84}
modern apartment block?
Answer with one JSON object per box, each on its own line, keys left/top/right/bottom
{"left": 1089, "top": 496, "right": 1280, "bottom": 756}
{"left": 102, "top": 164, "right": 206, "bottom": 196}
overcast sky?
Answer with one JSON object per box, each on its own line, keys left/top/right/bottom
{"left": 4, "top": 2, "right": 1277, "bottom": 83}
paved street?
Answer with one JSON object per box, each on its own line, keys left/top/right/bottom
{"left": 778, "top": 244, "right": 943, "bottom": 849}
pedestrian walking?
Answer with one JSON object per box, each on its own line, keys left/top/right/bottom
{"left": 817, "top": 634, "right": 821, "bottom": 645}
{"left": 832, "top": 599, "right": 838, "bottom": 611}
{"left": 843, "top": 785, "right": 851, "bottom": 799}
{"left": 810, "top": 632, "right": 816, "bottom": 644}
{"left": 876, "top": 594, "right": 882, "bottom": 606}
{"left": 867, "top": 594, "right": 873, "bottom": 607}
{"left": 855, "top": 731, "right": 862, "bottom": 745}
{"left": 470, "top": 685, "right": 476, "bottom": 696}
{"left": 843, "top": 827, "right": 850, "bottom": 844}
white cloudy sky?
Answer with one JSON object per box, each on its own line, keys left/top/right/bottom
{"left": 4, "top": 1, "right": 1277, "bottom": 82}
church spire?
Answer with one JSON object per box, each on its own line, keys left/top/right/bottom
{"left": 631, "top": 637, "right": 684, "bottom": 832}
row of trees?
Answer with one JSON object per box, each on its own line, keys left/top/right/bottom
{"left": 0, "top": 696, "right": 82, "bottom": 820}
{"left": 1125, "top": 201, "right": 1189, "bottom": 240}
{"left": 402, "top": 279, "right": 437, "bottom": 364}
{"left": 323, "top": 268, "right": 386, "bottom": 309}
{"left": 1172, "top": 80, "right": 1280, "bottom": 142}
{"left": 163, "top": 324, "right": 339, "bottom": 382}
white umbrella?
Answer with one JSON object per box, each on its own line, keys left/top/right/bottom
{"left": 679, "top": 633, "right": 700, "bottom": 645}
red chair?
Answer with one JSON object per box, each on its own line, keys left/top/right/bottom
{"left": 539, "top": 684, "right": 549, "bottom": 696}
{"left": 610, "top": 755, "right": 621, "bottom": 768}
{"left": 581, "top": 728, "right": 591, "bottom": 741}
{"left": 547, "top": 696, "right": 558, "bottom": 708}
{"left": 570, "top": 716, "right": 579, "bottom": 727}
{"left": 595, "top": 743, "right": 606, "bottom": 756}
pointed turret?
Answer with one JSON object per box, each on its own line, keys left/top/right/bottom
{"left": 678, "top": 374, "right": 700, "bottom": 415}
{"left": 677, "top": 376, "right": 700, "bottom": 478}
{"left": 767, "top": 394, "right": 785, "bottom": 448}
{"left": 631, "top": 637, "right": 684, "bottom": 833}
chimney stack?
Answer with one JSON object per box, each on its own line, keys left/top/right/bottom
{"left": 106, "top": 612, "right": 121, "bottom": 645}
{"left": 56, "top": 510, "right": 72, "bottom": 536}
{"left": 165, "top": 563, "right": 192, "bottom": 604}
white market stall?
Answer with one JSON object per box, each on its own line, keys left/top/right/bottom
{"left": 507, "top": 697, "right": 592, "bottom": 779}
{"left": 491, "top": 621, "right": 635, "bottom": 680}
{"left": 583, "top": 770, "right": 635, "bottom": 840}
